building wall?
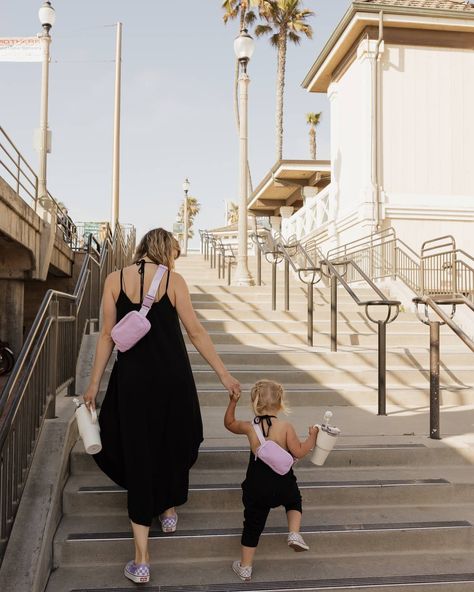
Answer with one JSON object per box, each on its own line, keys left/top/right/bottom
{"left": 329, "top": 46, "right": 373, "bottom": 223}
{"left": 381, "top": 42, "right": 474, "bottom": 251}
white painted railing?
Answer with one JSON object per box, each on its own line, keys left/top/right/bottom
{"left": 282, "top": 184, "right": 331, "bottom": 241}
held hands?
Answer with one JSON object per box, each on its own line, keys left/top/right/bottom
{"left": 221, "top": 372, "right": 241, "bottom": 400}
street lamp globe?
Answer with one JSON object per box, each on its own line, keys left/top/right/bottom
{"left": 233, "top": 29, "right": 255, "bottom": 63}
{"left": 182, "top": 178, "right": 190, "bottom": 193}
{"left": 39, "top": 1, "right": 56, "bottom": 31}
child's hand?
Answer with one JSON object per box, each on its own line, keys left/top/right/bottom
{"left": 230, "top": 391, "right": 240, "bottom": 402}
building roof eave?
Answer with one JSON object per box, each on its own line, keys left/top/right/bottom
{"left": 302, "top": 2, "right": 474, "bottom": 93}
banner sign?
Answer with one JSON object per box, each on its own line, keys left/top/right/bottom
{"left": 0, "top": 37, "right": 42, "bottom": 63}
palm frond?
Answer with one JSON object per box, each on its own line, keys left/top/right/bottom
{"left": 270, "top": 32, "right": 280, "bottom": 47}
{"left": 306, "top": 112, "right": 322, "bottom": 126}
{"left": 288, "top": 31, "right": 301, "bottom": 45}
{"left": 245, "top": 10, "right": 257, "bottom": 24}
{"left": 255, "top": 24, "right": 274, "bottom": 36}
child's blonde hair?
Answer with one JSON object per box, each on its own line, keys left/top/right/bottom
{"left": 250, "top": 380, "right": 290, "bottom": 416}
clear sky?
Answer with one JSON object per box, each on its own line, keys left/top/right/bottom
{"left": 1, "top": 0, "right": 350, "bottom": 246}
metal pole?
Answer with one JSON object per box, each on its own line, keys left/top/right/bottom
{"left": 111, "top": 22, "right": 122, "bottom": 233}
{"left": 429, "top": 321, "right": 441, "bottom": 439}
{"left": 257, "top": 245, "right": 262, "bottom": 286}
{"left": 227, "top": 260, "right": 232, "bottom": 286}
{"left": 233, "top": 62, "right": 253, "bottom": 286}
{"left": 377, "top": 322, "right": 387, "bottom": 416}
{"left": 271, "top": 260, "right": 277, "bottom": 311}
{"left": 308, "top": 282, "right": 314, "bottom": 347}
{"left": 38, "top": 31, "right": 51, "bottom": 208}
{"left": 284, "top": 259, "right": 290, "bottom": 312}
{"left": 330, "top": 274, "right": 337, "bottom": 352}
{"left": 183, "top": 189, "right": 189, "bottom": 256}
{"left": 217, "top": 253, "right": 222, "bottom": 279}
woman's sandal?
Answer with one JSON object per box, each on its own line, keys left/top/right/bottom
{"left": 159, "top": 512, "right": 178, "bottom": 533}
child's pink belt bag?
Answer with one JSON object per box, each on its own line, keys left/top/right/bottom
{"left": 253, "top": 421, "right": 295, "bottom": 475}
{"left": 111, "top": 264, "right": 168, "bottom": 352}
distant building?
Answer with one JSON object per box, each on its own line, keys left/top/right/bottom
{"left": 254, "top": 0, "right": 474, "bottom": 252}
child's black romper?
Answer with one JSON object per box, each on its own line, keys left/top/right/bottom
{"left": 241, "top": 415, "right": 302, "bottom": 547}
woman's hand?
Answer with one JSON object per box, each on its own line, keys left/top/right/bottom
{"left": 309, "top": 425, "right": 319, "bottom": 440}
{"left": 83, "top": 384, "right": 99, "bottom": 412}
{"left": 220, "top": 372, "right": 241, "bottom": 399}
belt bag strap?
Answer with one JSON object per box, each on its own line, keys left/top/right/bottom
{"left": 252, "top": 421, "right": 266, "bottom": 446}
{"left": 138, "top": 265, "right": 168, "bottom": 317}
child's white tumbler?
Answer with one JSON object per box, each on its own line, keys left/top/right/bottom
{"left": 311, "top": 411, "right": 340, "bottom": 466}
{"left": 73, "top": 398, "right": 102, "bottom": 455}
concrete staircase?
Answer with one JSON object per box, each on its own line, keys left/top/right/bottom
{"left": 45, "top": 254, "right": 474, "bottom": 591}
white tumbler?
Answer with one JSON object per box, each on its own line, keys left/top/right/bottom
{"left": 311, "top": 411, "right": 340, "bottom": 466}
{"left": 73, "top": 398, "right": 102, "bottom": 454}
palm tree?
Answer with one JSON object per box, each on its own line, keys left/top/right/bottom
{"left": 306, "top": 112, "right": 321, "bottom": 160}
{"left": 227, "top": 201, "right": 239, "bottom": 224}
{"left": 256, "top": 0, "right": 314, "bottom": 161}
{"left": 177, "top": 196, "right": 201, "bottom": 239}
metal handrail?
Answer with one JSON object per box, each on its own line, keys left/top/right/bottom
{"left": 0, "top": 223, "right": 134, "bottom": 559}
{"left": 323, "top": 226, "right": 474, "bottom": 436}
{"left": 320, "top": 256, "right": 400, "bottom": 415}
{"left": 413, "top": 294, "right": 474, "bottom": 439}
{"left": 0, "top": 125, "right": 78, "bottom": 249}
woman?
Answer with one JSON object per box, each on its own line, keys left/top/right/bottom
{"left": 83, "top": 228, "right": 241, "bottom": 584}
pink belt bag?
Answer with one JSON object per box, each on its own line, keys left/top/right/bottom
{"left": 111, "top": 264, "right": 168, "bottom": 352}
{"left": 253, "top": 421, "right": 295, "bottom": 476}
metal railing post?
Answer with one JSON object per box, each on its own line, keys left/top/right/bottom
{"left": 217, "top": 253, "right": 222, "bottom": 279}
{"left": 227, "top": 259, "right": 232, "bottom": 286}
{"left": 47, "top": 298, "right": 59, "bottom": 419}
{"left": 284, "top": 259, "right": 290, "bottom": 312}
{"left": 429, "top": 320, "right": 441, "bottom": 439}
{"left": 330, "top": 274, "right": 337, "bottom": 352}
{"left": 257, "top": 246, "right": 262, "bottom": 286}
{"left": 272, "top": 259, "right": 277, "bottom": 311}
{"left": 377, "top": 321, "right": 387, "bottom": 416}
{"left": 307, "top": 281, "right": 314, "bottom": 346}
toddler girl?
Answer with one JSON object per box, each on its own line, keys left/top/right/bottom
{"left": 224, "top": 379, "right": 318, "bottom": 581}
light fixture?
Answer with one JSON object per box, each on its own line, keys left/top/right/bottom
{"left": 182, "top": 178, "right": 190, "bottom": 193}
{"left": 39, "top": 1, "right": 56, "bottom": 32}
{"left": 234, "top": 29, "right": 255, "bottom": 65}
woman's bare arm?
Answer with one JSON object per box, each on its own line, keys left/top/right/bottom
{"left": 83, "top": 272, "right": 118, "bottom": 410}
{"left": 174, "top": 272, "right": 240, "bottom": 396}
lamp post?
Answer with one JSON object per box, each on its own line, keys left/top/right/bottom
{"left": 182, "top": 177, "right": 190, "bottom": 256}
{"left": 233, "top": 29, "right": 254, "bottom": 286}
{"left": 37, "top": 1, "right": 55, "bottom": 211}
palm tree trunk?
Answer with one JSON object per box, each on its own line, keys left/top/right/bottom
{"left": 309, "top": 127, "right": 316, "bottom": 159}
{"left": 275, "top": 28, "right": 287, "bottom": 161}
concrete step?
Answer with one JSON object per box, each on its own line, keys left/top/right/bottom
{"left": 183, "top": 331, "right": 472, "bottom": 347}
{"left": 186, "top": 348, "right": 474, "bottom": 368}
{"left": 196, "top": 385, "right": 474, "bottom": 407}
{"left": 55, "top": 518, "right": 473, "bottom": 566}
{"left": 193, "top": 319, "right": 460, "bottom": 334}
{"left": 69, "top": 439, "right": 474, "bottom": 476}
{"left": 63, "top": 476, "right": 468, "bottom": 516}
{"left": 195, "top": 309, "right": 418, "bottom": 321}
{"left": 45, "top": 559, "right": 474, "bottom": 592}
{"left": 190, "top": 367, "right": 474, "bottom": 388}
